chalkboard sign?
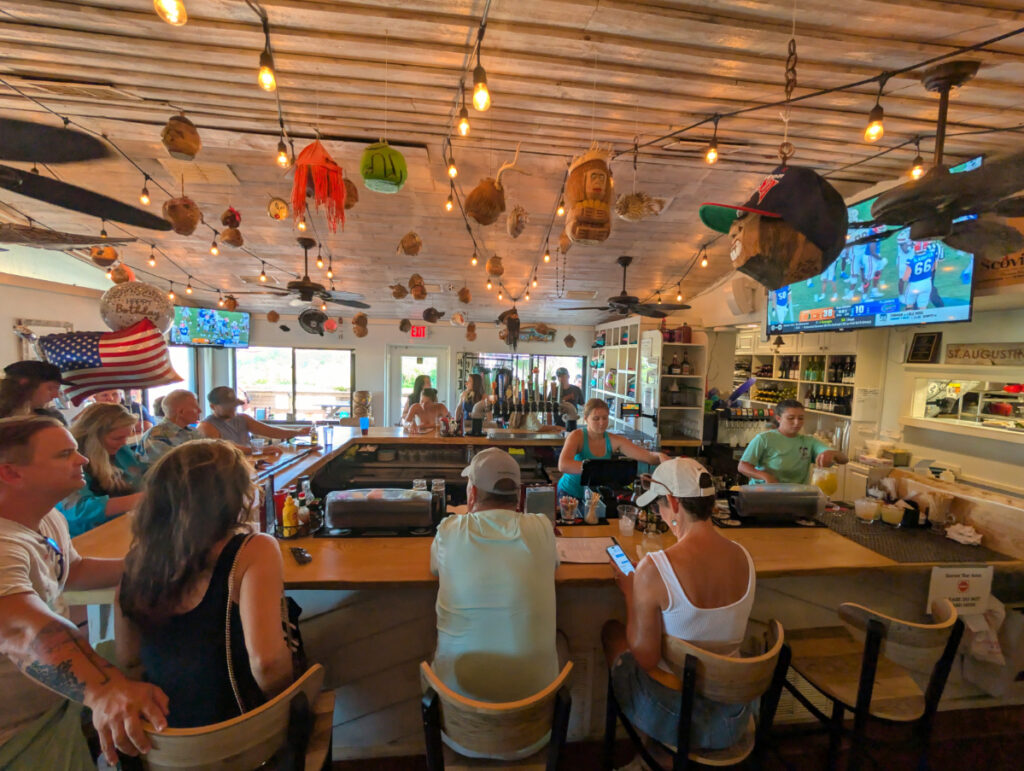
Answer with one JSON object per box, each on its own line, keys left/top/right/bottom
{"left": 907, "top": 332, "right": 942, "bottom": 363}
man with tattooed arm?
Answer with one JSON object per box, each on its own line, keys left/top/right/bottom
{"left": 0, "top": 415, "right": 168, "bottom": 769}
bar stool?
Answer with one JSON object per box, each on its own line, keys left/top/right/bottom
{"left": 783, "top": 599, "right": 964, "bottom": 771}
{"left": 603, "top": 620, "right": 789, "bottom": 770}
{"left": 420, "top": 660, "right": 573, "bottom": 770}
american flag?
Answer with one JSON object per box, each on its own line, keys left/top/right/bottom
{"left": 38, "top": 319, "right": 182, "bottom": 405}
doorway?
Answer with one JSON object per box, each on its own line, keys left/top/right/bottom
{"left": 387, "top": 346, "right": 449, "bottom": 425}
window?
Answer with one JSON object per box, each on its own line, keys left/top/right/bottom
{"left": 235, "top": 346, "right": 355, "bottom": 422}
{"left": 146, "top": 346, "right": 197, "bottom": 414}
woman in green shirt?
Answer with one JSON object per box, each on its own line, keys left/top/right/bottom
{"left": 737, "top": 400, "right": 847, "bottom": 484}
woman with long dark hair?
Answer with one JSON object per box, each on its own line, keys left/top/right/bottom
{"left": 454, "top": 373, "right": 485, "bottom": 426}
{"left": 0, "top": 361, "right": 69, "bottom": 424}
{"left": 115, "top": 440, "right": 293, "bottom": 728}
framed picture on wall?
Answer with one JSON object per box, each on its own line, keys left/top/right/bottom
{"left": 15, "top": 319, "right": 74, "bottom": 361}
{"left": 907, "top": 332, "right": 943, "bottom": 364}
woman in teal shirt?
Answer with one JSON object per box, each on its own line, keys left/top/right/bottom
{"left": 58, "top": 402, "right": 148, "bottom": 536}
{"left": 557, "top": 398, "right": 668, "bottom": 503}
{"left": 738, "top": 400, "right": 847, "bottom": 484}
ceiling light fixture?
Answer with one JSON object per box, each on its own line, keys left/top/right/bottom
{"left": 445, "top": 182, "right": 454, "bottom": 212}
{"left": 543, "top": 245, "right": 551, "bottom": 263}
{"left": 99, "top": 220, "right": 107, "bottom": 239}
{"left": 326, "top": 259, "right": 334, "bottom": 279}
{"left": 217, "top": 292, "right": 225, "bottom": 307}
{"left": 259, "top": 263, "right": 268, "bottom": 282}
{"left": 525, "top": 290, "right": 530, "bottom": 301}
{"left": 210, "top": 238, "right": 219, "bottom": 256}
{"left": 700, "top": 250, "right": 708, "bottom": 268}
{"left": 556, "top": 198, "right": 565, "bottom": 217}
{"left": 705, "top": 115, "right": 720, "bottom": 165}
{"left": 148, "top": 245, "right": 156, "bottom": 267}
{"left": 457, "top": 84, "right": 471, "bottom": 136}
{"left": 676, "top": 282, "right": 683, "bottom": 301}
{"left": 486, "top": 279, "right": 492, "bottom": 290}
{"left": 139, "top": 175, "right": 151, "bottom": 205}
{"left": 276, "top": 138, "right": 290, "bottom": 168}
{"left": 532, "top": 274, "right": 538, "bottom": 288}
{"left": 910, "top": 136, "right": 925, "bottom": 180}
{"left": 257, "top": 14, "right": 277, "bottom": 92}
{"left": 657, "top": 290, "right": 662, "bottom": 304}
{"left": 446, "top": 152, "right": 458, "bottom": 179}
{"left": 320, "top": 300, "right": 327, "bottom": 311}
{"left": 470, "top": 251, "right": 478, "bottom": 267}
{"left": 316, "top": 254, "right": 324, "bottom": 269}
{"left": 864, "top": 73, "right": 889, "bottom": 143}
{"left": 185, "top": 278, "right": 193, "bottom": 294}
{"left": 153, "top": 0, "right": 187, "bottom": 26}
{"left": 297, "top": 216, "right": 307, "bottom": 232}
{"left": 106, "top": 266, "right": 113, "bottom": 280}
{"left": 168, "top": 282, "right": 175, "bottom": 301}
{"left": 472, "top": 27, "right": 491, "bottom": 111}
{"left": 497, "top": 290, "right": 503, "bottom": 300}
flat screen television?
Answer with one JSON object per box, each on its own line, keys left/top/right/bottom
{"left": 169, "top": 306, "right": 251, "bottom": 348}
{"left": 766, "top": 157, "right": 981, "bottom": 335}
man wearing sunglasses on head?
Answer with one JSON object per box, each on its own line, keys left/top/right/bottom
{"left": 0, "top": 415, "right": 168, "bottom": 769}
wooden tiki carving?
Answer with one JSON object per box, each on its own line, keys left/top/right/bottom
{"left": 565, "top": 146, "right": 613, "bottom": 244}
{"left": 729, "top": 213, "right": 824, "bottom": 290}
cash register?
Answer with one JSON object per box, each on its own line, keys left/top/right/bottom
{"left": 580, "top": 458, "right": 638, "bottom": 519}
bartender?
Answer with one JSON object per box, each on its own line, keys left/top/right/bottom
{"left": 557, "top": 397, "right": 669, "bottom": 503}
{"left": 737, "top": 399, "right": 847, "bottom": 484}
{"left": 552, "top": 367, "right": 584, "bottom": 427}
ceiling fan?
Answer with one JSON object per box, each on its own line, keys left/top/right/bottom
{"left": 231, "top": 237, "right": 370, "bottom": 309}
{"left": 847, "top": 61, "right": 1024, "bottom": 260}
{"left": 568, "top": 255, "right": 690, "bottom": 318}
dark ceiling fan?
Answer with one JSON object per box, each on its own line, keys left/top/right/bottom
{"left": 568, "top": 255, "right": 690, "bottom": 318}
{"left": 231, "top": 237, "right": 370, "bottom": 309}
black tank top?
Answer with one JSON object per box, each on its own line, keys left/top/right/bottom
{"left": 140, "top": 533, "right": 264, "bottom": 727}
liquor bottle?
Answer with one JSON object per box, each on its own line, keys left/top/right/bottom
{"left": 309, "top": 422, "right": 318, "bottom": 446}
{"left": 681, "top": 352, "right": 692, "bottom": 375}
{"left": 808, "top": 388, "right": 817, "bottom": 411}
{"left": 669, "top": 354, "right": 681, "bottom": 375}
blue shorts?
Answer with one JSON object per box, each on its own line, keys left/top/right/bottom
{"left": 610, "top": 652, "right": 753, "bottom": 751}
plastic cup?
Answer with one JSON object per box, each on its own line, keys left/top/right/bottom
{"left": 322, "top": 424, "right": 333, "bottom": 448}
{"left": 617, "top": 504, "right": 638, "bottom": 536}
{"left": 251, "top": 437, "right": 265, "bottom": 456}
{"left": 358, "top": 416, "right": 370, "bottom": 436}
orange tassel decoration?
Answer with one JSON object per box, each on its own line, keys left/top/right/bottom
{"left": 291, "top": 139, "right": 347, "bottom": 233}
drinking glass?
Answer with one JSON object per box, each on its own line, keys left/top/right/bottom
{"left": 251, "top": 437, "right": 265, "bottom": 456}
{"left": 617, "top": 504, "right": 638, "bottom": 536}
{"left": 358, "top": 416, "right": 370, "bottom": 436}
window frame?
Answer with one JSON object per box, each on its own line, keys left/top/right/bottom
{"left": 233, "top": 345, "right": 356, "bottom": 423}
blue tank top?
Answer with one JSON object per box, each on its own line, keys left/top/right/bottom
{"left": 557, "top": 428, "right": 613, "bottom": 500}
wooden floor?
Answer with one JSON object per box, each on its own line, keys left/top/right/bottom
{"left": 331, "top": 705, "right": 1024, "bottom": 770}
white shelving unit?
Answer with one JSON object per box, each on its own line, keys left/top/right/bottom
{"left": 587, "top": 317, "right": 657, "bottom": 434}
{"left": 656, "top": 340, "right": 707, "bottom": 448}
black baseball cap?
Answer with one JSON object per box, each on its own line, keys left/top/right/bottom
{"left": 3, "top": 360, "right": 73, "bottom": 385}
{"left": 699, "top": 165, "right": 848, "bottom": 265}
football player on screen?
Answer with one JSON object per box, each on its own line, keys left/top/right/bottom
{"left": 769, "top": 285, "right": 793, "bottom": 326}
{"left": 897, "top": 230, "right": 943, "bottom": 310}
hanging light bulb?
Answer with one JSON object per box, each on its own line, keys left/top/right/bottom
{"left": 497, "top": 290, "right": 503, "bottom": 300}
{"left": 258, "top": 49, "right": 276, "bottom": 92}
{"left": 910, "top": 137, "right": 925, "bottom": 180}
{"left": 525, "top": 290, "right": 530, "bottom": 301}
{"left": 457, "top": 106, "right": 470, "bottom": 137}
{"left": 316, "top": 250, "right": 324, "bottom": 269}
{"left": 185, "top": 279, "right": 193, "bottom": 295}
{"left": 168, "top": 283, "right": 176, "bottom": 301}
{"left": 657, "top": 290, "right": 662, "bottom": 304}
{"left": 153, "top": 0, "right": 187, "bottom": 26}
{"left": 99, "top": 220, "right": 107, "bottom": 239}
{"left": 259, "top": 263, "right": 268, "bottom": 282}
{"left": 297, "top": 217, "right": 307, "bottom": 232}
{"left": 486, "top": 279, "right": 493, "bottom": 290}
{"left": 543, "top": 246, "right": 551, "bottom": 263}
{"left": 864, "top": 103, "right": 884, "bottom": 143}
{"left": 139, "top": 176, "right": 151, "bottom": 206}
{"left": 705, "top": 115, "right": 720, "bottom": 164}
{"left": 446, "top": 153, "right": 458, "bottom": 179}
{"left": 445, "top": 188, "right": 454, "bottom": 212}
{"left": 320, "top": 300, "right": 327, "bottom": 311}
{"left": 472, "top": 44, "right": 490, "bottom": 111}
{"left": 556, "top": 198, "right": 565, "bottom": 217}
{"left": 700, "top": 251, "right": 708, "bottom": 268}
{"left": 106, "top": 266, "right": 113, "bottom": 280}
{"left": 470, "top": 252, "right": 478, "bottom": 267}
{"left": 326, "top": 260, "right": 334, "bottom": 279}
{"left": 532, "top": 274, "right": 538, "bottom": 288}
{"left": 676, "top": 282, "right": 682, "bottom": 302}
{"left": 217, "top": 292, "right": 225, "bottom": 307}
{"left": 210, "top": 239, "right": 219, "bottom": 256}
{"left": 148, "top": 245, "right": 157, "bottom": 268}
{"left": 276, "top": 139, "right": 290, "bottom": 168}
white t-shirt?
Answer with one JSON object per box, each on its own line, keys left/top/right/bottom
{"left": 0, "top": 510, "right": 80, "bottom": 747}
{"left": 430, "top": 508, "right": 559, "bottom": 703}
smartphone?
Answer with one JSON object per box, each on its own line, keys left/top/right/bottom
{"left": 606, "top": 543, "right": 635, "bottom": 575}
{"left": 290, "top": 547, "right": 313, "bottom": 565}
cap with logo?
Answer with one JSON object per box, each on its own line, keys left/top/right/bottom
{"left": 698, "top": 165, "right": 848, "bottom": 266}
{"left": 461, "top": 447, "right": 521, "bottom": 495}
{"left": 3, "top": 360, "right": 74, "bottom": 385}
{"left": 635, "top": 457, "right": 715, "bottom": 508}
{"left": 207, "top": 386, "right": 245, "bottom": 406}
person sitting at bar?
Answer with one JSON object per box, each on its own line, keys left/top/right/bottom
{"left": 141, "top": 389, "right": 203, "bottom": 463}
{"left": 401, "top": 375, "right": 432, "bottom": 424}
{"left": 198, "top": 386, "right": 308, "bottom": 457}
{"left": 115, "top": 440, "right": 294, "bottom": 728}
{"left": 0, "top": 360, "right": 71, "bottom": 425}
{"left": 57, "top": 403, "right": 148, "bottom": 537}
{"left": 90, "top": 389, "right": 154, "bottom": 433}
{"left": 0, "top": 415, "right": 168, "bottom": 769}
{"left": 737, "top": 399, "right": 847, "bottom": 485}
{"left": 552, "top": 367, "right": 584, "bottom": 427}
{"left": 431, "top": 448, "right": 558, "bottom": 712}
{"left": 558, "top": 398, "right": 669, "bottom": 505}
{"left": 404, "top": 388, "right": 450, "bottom": 432}
{"left": 454, "top": 373, "right": 486, "bottom": 428}
{"left": 602, "top": 458, "right": 756, "bottom": 762}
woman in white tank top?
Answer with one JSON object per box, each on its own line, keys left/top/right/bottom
{"left": 603, "top": 458, "right": 756, "bottom": 765}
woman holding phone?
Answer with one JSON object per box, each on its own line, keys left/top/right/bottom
{"left": 602, "top": 458, "right": 756, "bottom": 761}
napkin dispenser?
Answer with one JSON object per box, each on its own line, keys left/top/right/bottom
{"left": 324, "top": 488, "right": 435, "bottom": 530}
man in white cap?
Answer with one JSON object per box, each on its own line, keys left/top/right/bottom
{"left": 431, "top": 448, "right": 558, "bottom": 715}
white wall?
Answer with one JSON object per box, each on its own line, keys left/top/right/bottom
{"left": 0, "top": 273, "right": 106, "bottom": 364}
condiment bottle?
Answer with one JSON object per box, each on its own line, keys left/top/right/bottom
{"left": 309, "top": 422, "right": 319, "bottom": 446}
{"left": 282, "top": 494, "right": 299, "bottom": 537}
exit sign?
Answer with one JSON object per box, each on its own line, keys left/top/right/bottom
{"left": 410, "top": 325, "right": 427, "bottom": 338}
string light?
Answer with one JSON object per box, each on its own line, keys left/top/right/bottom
{"left": 556, "top": 198, "right": 565, "bottom": 217}
{"left": 148, "top": 245, "right": 156, "bottom": 267}
{"left": 705, "top": 115, "right": 720, "bottom": 164}
{"left": 276, "top": 139, "right": 290, "bottom": 168}
{"left": 153, "top": 0, "right": 187, "bottom": 26}
{"left": 700, "top": 250, "right": 708, "bottom": 268}
{"left": 185, "top": 277, "right": 193, "bottom": 295}
{"left": 657, "top": 290, "right": 662, "bottom": 304}
{"left": 486, "top": 278, "right": 492, "bottom": 290}
{"left": 315, "top": 248, "right": 324, "bottom": 269}
{"left": 543, "top": 245, "right": 551, "bottom": 263}
{"left": 497, "top": 289, "right": 503, "bottom": 300}
{"left": 217, "top": 291, "right": 225, "bottom": 307}
{"left": 676, "top": 282, "right": 682, "bottom": 302}
{"left": 446, "top": 181, "right": 454, "bottom": 212}
{"left": 472, "top": 49, "right": 490, "bottom": 111}
{"left": 471, "top": 251, "right": 478, "bottom": 267}
{"left": 445, "top": 194, "right": 454, "bottom": 212}
{"left": 525, "top": 290, "right": 530, "bottom": 301}
{"left": 210, "top": 238, "right": 219, "bottom": 256}
{"left": 99, "top": 220, "right": 107, "bottom": 239}
{"left": 864, "top": 75, "right": 888, "bottom": 143}
{"left": 297, "top": 216, "right": 307, "bottom": 232}
{"left": 320, "top": 300, "right": 327, "bottom": 311}
{"left": 257, "top": 13, "right": 277, "bottom": 92}
{"left": 139, "top": 175, "right": 151, "bottom": 205}
{"left": 106, "top": 266, "right": 113, "bottom": 280}
{"left": 532, "top": 274, "right": 538, "bottom": 288}
{"left": 910, "top": 136, "right": 925, "bottom": 180}
{"left": 457, "top": 83, "right": 470, "bottom": 136}
{"left": 259, "top": 263, "right": 268, "bottom": 282}
{"left": 446, "top": 152, "right": 458, "bottom": 179}
{"left": 326, "top": 259, "right": 334, "bottom": 279}
{"left": 168, "top": 282, "right": 176, "bottom": 301}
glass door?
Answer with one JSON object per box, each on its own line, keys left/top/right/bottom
{"left": 387, "top": 346, "right": 449, "bottom": 425}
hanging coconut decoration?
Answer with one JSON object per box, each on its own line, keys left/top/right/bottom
{"left": 221, "top": 228, "right": 243, "bottom": 247}
{"left": 466, "top": 321, "right": 477, "bottom": 342}
{"left": 563, "top": 333, "right": 576, "bottom": 348}
{"left": 506, "top": 204, "right": 528, "bottom": 238}
{"left": 160, "top": 113, "right": 201, "bottom": 161}
{"left": 465, "top": 143, "right": 526, "bottom": 226}
{"left": 485, "top": 255, "right": 504, "bottom": 278}
{"left": 266, "top": 310, "right": 280, "bottom": 323}
{"left": 223, "top": 295, "right": 239, "bottom": 311}
{"left": 343, "top": 178, "right": 359, "bottom": 209}
{"left": 89, "top": 245, "right": 118, "bottom": 267}
{"left": 110, "top": 264, "right": 135, "bottom": 284}
{"left": 565, "top": 144, "right": 614, "bottom": 244}
{"left": 220, "top": 207, "right": 241, "bottom": 228}
{"left": 450, "top": 311, "right": 467, "bottom": 326}
{"left": 399, "top": 318, "right": 412, "bottom": 332}
{"left": 390, "top": 283, "right": 409, "bottom": 299}
{"left": 352, "top": 312, "right": 368, "bottom": 333}
{"left": 422, "top": 307, "right": 445, "bottom": 323}
{"left": 457, "top": 286, "right": 471, "bottom": 304}
{"left": 360, "top": 141, "right": 408, "bottom": 194}
{"left": 408, "top": 273, "right": 427, "bottom": 300}
{"left": 397, "top": 231, "right": 422, "bottom": 256}
{"left": 615, "top": 191, "right": 668, "bottom": 222}
{"left": 291, "top": 139, "right": 347, "bottom": 233}
{"left": 162, "top": 196, "right": 202, "bottom": 236}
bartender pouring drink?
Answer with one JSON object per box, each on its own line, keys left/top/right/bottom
{"left": 737, "top": 399, "right": 847, "bottom": 484}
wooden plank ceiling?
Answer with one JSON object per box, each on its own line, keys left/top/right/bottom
{"left": 1, "top": 0, "right": 1023, "bottom": 325}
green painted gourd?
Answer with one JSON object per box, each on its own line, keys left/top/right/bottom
{"left": 360, "top": 141, "right": 408, "bottom": 194}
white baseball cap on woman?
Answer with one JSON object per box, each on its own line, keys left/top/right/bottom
{"left": 635, "top": 458, "right": 715, "bottom": 507}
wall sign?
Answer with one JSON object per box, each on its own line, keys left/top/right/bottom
{"left": 906, "top": 332, "right": 942, "bottom": 363}
{"left": 409, "top": 325, "right": 427, "bottom": 339}
{"left": 945, "top": 342, "right": 1024, "bottom": 366}
{"left": 973, "top": 217, "right": 1024, "bottom": 291}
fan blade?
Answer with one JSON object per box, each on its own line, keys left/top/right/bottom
{"left": 567, "top": 305, "right": 614, "bottom": 311}
{"left": 993, "top": 196, "right": 1024, "bottom": 219}
{"left": 0, "top": 223, "right": 134, "bottom": 248}
{"left": 654, "top": 303, "right": 691, "bottom": 311}
{"left": 846, "top": 229, "right": 900, "bottom": 247}
{"left": 0, "top": 118, "right": 110, "bottom": 163}
{"left": 228, "top": 290, "right": 290, "bottom": 296}
{"left": 631, "top": 304, "right": 670, "bottom": 318}
{"left": 0, "top": 164, "right": 172, "bottom": 230}
{"left": 327, "top": 298, "right": 370, "bottom": 309}
{"left": 944, "top": 219, "right": 1024, "bottom": 259}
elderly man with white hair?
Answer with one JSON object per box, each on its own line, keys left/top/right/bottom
{"left": 140, "top": 389, "right": 203, "bottom": 463}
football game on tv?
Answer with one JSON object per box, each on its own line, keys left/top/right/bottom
{"left": 169, "top": 306, "right": 251, "bottom": 348}
{"left": 767, "top": 157, "right": 980, "bottom": 335}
